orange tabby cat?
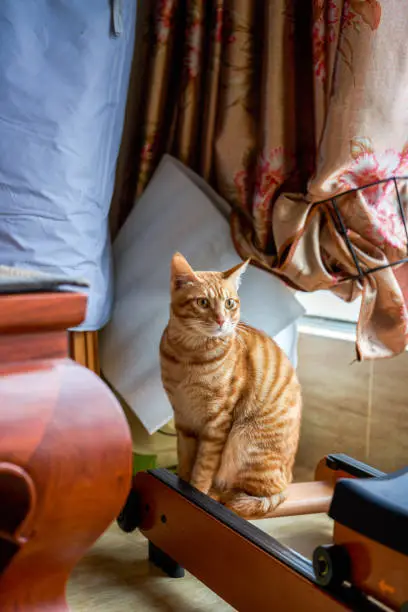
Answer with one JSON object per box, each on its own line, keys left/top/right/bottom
{"left": 160, "top": 252, "right": 302, "bottom": 519}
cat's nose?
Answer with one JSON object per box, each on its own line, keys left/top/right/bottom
{"left": 216, "top": 315, "right": 225, "bottom": 327}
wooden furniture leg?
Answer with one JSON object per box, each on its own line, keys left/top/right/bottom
{"left": 0, "top": 284, "right": 132, "bottom": 611}
{"left": 69, "top": 330, "right": 100, "bottom": 375}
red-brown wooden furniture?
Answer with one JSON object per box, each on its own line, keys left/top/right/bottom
{"left": 0, "top": 277, "right": 132, "bottom": 611}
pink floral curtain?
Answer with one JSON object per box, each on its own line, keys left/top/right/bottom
{"left": 118, "top": 0, "right": 408, "bottom": 360}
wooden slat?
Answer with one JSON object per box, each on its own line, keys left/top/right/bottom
{"left": 86, "top": 332, "right": 100, "bottom": 375}
{"left": 0, "top": 293, "right": 86, "bottom": 334}
{"left": 70, "top": 331, "right": 100, "bottom": 375}
{"left": 70, "top": 332, "right": 87, "bottom": 368}
{"left": 267, "top": 481, "right": 333, "bottom": 518}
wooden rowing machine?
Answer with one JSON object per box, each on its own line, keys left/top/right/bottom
{"left": 118, "top": 454, "right": 408, "bottom": 612}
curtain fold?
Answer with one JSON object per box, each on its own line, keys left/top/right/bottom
{"left": 118, "top": 0, "right": 408, "bottom": 360}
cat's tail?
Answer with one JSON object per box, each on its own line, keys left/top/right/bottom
{"left": 222, "top": 491, "right": 287, "bottom": 520}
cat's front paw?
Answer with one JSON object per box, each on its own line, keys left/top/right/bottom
{"left": 190, "top": 479, "right": 211, "bottom": 496}
{"left": 208, "top": 488, "right": 221, "bottom": 502}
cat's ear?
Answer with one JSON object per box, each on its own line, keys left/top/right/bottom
{"left": 223, "top": 259, "right": 250, "bottom": 290}
{"left": 171, "top": 252, "right": 198, "bottom": 290}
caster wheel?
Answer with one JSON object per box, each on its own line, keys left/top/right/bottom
{"left": 313, "top": 544, "right": 351, "bottom": 588}
{"left": 117, "top": 488, "right": 142, "bottom": 533}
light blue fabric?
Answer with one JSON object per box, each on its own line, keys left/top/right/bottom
{"left": 0, "top": 0, "right": 136, "bottom": 329}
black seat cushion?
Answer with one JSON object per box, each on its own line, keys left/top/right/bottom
{"left": 329, "top": 467, "right": 408, "bottom": 555}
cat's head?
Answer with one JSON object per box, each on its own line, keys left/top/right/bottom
{"left": 169, "top": 252, "right": 249, "bottom": 338}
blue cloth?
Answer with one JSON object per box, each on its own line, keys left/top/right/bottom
{"left": 0, "top": 0, "right": 136, "bottom": 329}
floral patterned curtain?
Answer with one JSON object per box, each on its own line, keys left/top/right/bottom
{"left": 118, "top": 0, "right": 408, "bottom": 361}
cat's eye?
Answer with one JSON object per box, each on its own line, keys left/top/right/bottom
{"left": 225, "top": 298, "right": 236, "bottom": 310}
{"left": 197, "top": 297, "right": 209, "bottom": 308}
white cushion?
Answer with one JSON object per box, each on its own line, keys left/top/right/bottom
{"left": 100, "top": 155, "right": 305, "bottom": 433}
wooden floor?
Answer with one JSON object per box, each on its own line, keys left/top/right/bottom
{"left": 68, "top": 514, "right": 333, "bottom": 611}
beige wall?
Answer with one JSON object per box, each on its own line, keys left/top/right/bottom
{"left": 294, "top": 333, "right": 408, "bottom": 481}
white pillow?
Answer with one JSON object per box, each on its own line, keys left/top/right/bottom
{"left": 100, "top": 155, "right": 305, "bottom": 433}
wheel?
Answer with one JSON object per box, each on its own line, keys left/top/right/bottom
{"left": 117, "top": 488, "right": 142, "bottom": 533}
{"left": 312, "top": 544, "right": 351, "bottom": 588}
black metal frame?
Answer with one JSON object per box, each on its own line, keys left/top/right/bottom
{"left": 313, "top": 175, "right": 408, "bottom": 281}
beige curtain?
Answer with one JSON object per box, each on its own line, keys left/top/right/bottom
{"left": 115, "top": 0, "right": 408, "bottom": 361}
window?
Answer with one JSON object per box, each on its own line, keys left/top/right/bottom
{"left": 296, "top": 290, "right": 360, "bottom": 323}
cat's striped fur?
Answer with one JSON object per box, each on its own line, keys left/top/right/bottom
{"left": 160, "top": 252, "right": 302, "bottom": 519}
